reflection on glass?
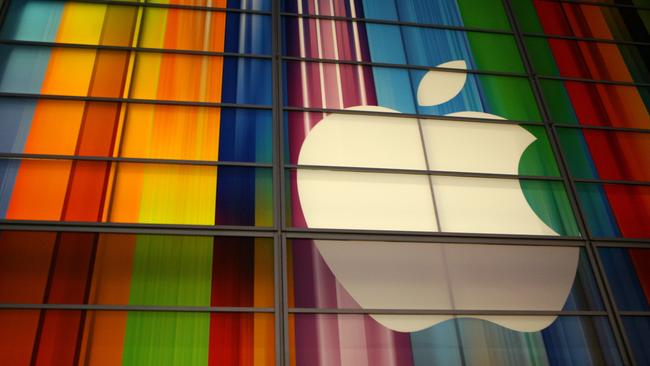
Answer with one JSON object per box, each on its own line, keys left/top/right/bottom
{"left": 622, "top": 317, "right": 650, "bottom": 366}
{"left": 290, "top": 240, "right": 602, "bottom": 315}
{"left": 290, "top": 314, "right": 621, "bottom": 366}
{"left": 0, "top": 160, "right": 273, "bottom": 226}
{"left": 576, "top": 183, "right": 650, "bottom": 239}
{"left": 0, "top": 231, "right": 274, "bottom": 307}
{"left": 599, "top": 248, "right": 650, "bottom": 311}
{"left": 557, "top": 128, "right": 650, "bottom": 181}
{"left": 0, "top": 310, "right": 275, "bottom": 365}
{"left": 291, "top": 169, "right": 578, "bottom": 236}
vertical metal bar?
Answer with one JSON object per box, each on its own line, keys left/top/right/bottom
{"left": 272, "top": 0, "right": 286, "bottom": 365}
{"left": 501, "top": 1, "right": 635, "bottom": 364}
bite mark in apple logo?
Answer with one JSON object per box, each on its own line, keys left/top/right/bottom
{"left": 296, "top": 60, "right": 579, "bottom": 333}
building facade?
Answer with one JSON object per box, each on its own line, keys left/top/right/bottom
{"left": 0, "top": 0, "right": 649, "bottom": 365}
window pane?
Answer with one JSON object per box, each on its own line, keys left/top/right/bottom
{"left": 146, "top": 0, "right": 271, "bottom": 11}
{"left": 558, "top": 128, "right": 650, "bottom": 181}
{"left": 0, "top": 1, "right": 139, "bottom": 46}
{"left": 0, "top": 160, "right": 273, "bottom": 226}
{"left": 283, "top": 18, "right": 524, "bottom": 73}
{"left": 0, "top": 231, "right": 274, "bottom": 307}
{"left": 599, "top": 247, "right": 650, "bottom": 311}
{"left": 526, "top": 37, "right": 650, "bottom": 84}
{"left": 140, "top": 9, "right": 272, "bottom": 54}
{"left": 289, "top": 240, "right": 602, "bottom": 311}
{"left": 513, "top": 0, "right": 650, "bottom": 42}
{"left": 576, "top": 183, "right": 650, "bottom": 238}
{"left": 282, "top": 0, "right": 512, "bottom": 31}
{"left": 622, "top": 317, "right": 650, "bottom": 366}
{"left": 540, "top": 79, "right": 650, "bottom": 129}
{"left": 284, "top": 61, "right": 540, "bottom": 121}
{"left": 289, "top": 314, "right": 622, "bottom": 366}
{"left": 0, "top": 98, "right": 272, "bottom": 163}
{"left": 287, "top": 169, "right": 579, "bottom": 236}
{"left": 0, "top": 310, "right": 275, "bottom": 366}
{"left": 286, "top": 112, "right": 557, "bottom": 175}
{"left": 0, "top": 45, "right": 272, "bottom": 104}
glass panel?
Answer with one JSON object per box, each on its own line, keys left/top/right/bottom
{"left": 599, "top": 247, "right": 650, "bottom": 311}
{"left": 285, "top": 111, "right": 558, "bottom": 175}
{"left": 558, "top": 128, "right": 650, "bottom": 181}
{"left": 0, "top": 159, "right": 273, "bottom": 226}
{"left": 0, "top": 45, "right": 272, "bottom": 104}
{"left": 283, "top": 18, "right": 524, "bottom": 73}
{"left": 282, "top": 0, "right": 512, "bottom": 31}
{"left": 576, "top": 183, "right": 650, "bottom": 238}
{"left": 0, "top": 310, "right": 275, "bottom": 365}
{"left": 0, "top": 98, "right": 272, "bottom": 163}
{"left": 526, "top": 37, "right": 650, "bottom": 84}
{"left": 289, "top": 240, "right": 602, "bottom": 311}
{"left": 146, "top": 0, "right": 271, "bottom": 11}
{"left": 0, "top": 231, "right": 274, "bottom": 307}
{"left": 140, "top": 10, "right": 272, "bottom": 54}
{"left": 513, "top": 0, "right": 650, "bottom": 42}
{"left": 286, "top": 169, "right": 579, "bottom": 236}
{"left": 284, "top": 61, "right": 540, "bottom": 122}
{"left": 0, "top": 1, "right": 139, "bottom": 46}
{"left": 622, "top": 317, "right": 650, "bottom": 366}
{"left": 540, "top": 79, "right": 650, "bottom": 129}
{"left": 289, "top": 314, "right": 622, "bottom": 366}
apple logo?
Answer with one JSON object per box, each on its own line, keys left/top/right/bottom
{"left": 296, "top": 60, "right": 579, "bottom": 333}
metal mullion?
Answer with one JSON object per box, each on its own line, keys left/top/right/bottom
{"left": 574, "top": 178, "right": 650, "bottom": 186}
{"left": 554, "top": 123, "right": 650, "bottom": 134}
{"left": 281, "top": 55, "right": 528, "bottom": 78}
{"left": 0, "top": 153, "right": 273, "bottom": 169}
{"left": 0, "top": 0, "right": 10, "bottom": 31}
{"left": 619, "top": 311, "right": 650, "bottom": 316}
{"left": 283, "top": 106, "right": 546, "bottom": 126}
{"left": 0, "top": 91, "right": 272, "bottom": 110}
{"left": 0, "top": 39, "right": 273, "bottom": 59}
{"left": 503, "top": 0, "right": 636, "bottom": 364}
{"left": 40, "top": 0, "right": 272, "bottom": 15}
{"left": 0, "top": 220, "right": 274, "bottom": 235}
{"left": 280, "top": 12, "right": 515, "bottom": 36}
{"left": 593, "top": 241, "right": 650, "bottom": 248}
{"left": 284, "top": 227, "right": 584, "bottom": 243}
{"left": 285, "top": 163, "right": 565, "bottom": 181}
{"left": 524, "top": 32, "right": 650, "bottom": 48}
{"left": 548, "top": 0, "right": 650, "bottom": 11}
{"left": 0, "top": 304, "right": 275, "bottom": 313}
{"left": 280, "top": 234, "right": 290, "bottom": 366}
{"left": 288, "top": 308, "right": 608, "bottom": 316}
{"left": 539, "top": 74, "right": 650, "bottom": 88}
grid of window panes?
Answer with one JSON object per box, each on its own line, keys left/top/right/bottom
{"left": 0, "top": 0, "right": 648, "bottom": 365}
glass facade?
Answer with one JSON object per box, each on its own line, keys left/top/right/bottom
{"left": 0, "top": 0, "right": 648, "bottom": 365}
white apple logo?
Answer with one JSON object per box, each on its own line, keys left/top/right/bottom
{"left": 296, "top": 60, "right": 579, "bottom": 333}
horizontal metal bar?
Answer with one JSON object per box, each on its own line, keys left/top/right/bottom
{"left": 538, "top": 74, "right": 650, "bottom": 88}
{"left": 0, "top": 303, "right": 275, "bottom": 313}
{"left": 283, "top": 106, "right": 546, "bottom": 126}
{"left": 37, "top": 0, "right": 273, "bottom": 14}
{"left": 288, "top": 307, "right": 608, "bottom": 316}
{"left": 524, "top": 31, "right": 650, "bottom": 48}
{"left": 592, "top": 240, "right": 650, "bottom": 248}
{"left": 0, "top": 92, "right": 272, "bottom": 110}
{"left": 0, "top": 39, "right": 273, "bottom": 59}
{"left": 554, "top": 123, "right": 650, "bottom": 134}
{"left": 618, "top": 311, "right": 650, "bottom": 317}
{"left": 284, "top": 227, "right": 585, "bottom": 243}
{"left": 282, "top": 55, "right": 528, "bottom": 78}
{"left": 0, "top": 153, "right": 272, "bottom": 169}
{"left": 285, "top": 163, "right": 564, "bottom": 181}
{"left": 0, "top": 220, "right": 275, "bottom": 237}
{"left": 549, "top": 0, "right": 650, "bottom": 11}
{"left": 280, "top": 12, "right": 515, "bottom": 36}
{"left": 574, "top": 178, "right": 650, "bottom": 187}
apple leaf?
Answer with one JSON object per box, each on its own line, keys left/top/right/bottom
{"left": 417, "top": 60, "right": 467, "bottom": 107}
